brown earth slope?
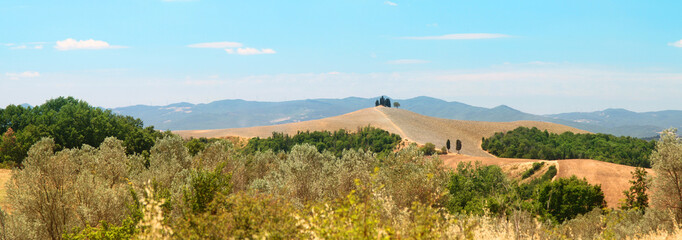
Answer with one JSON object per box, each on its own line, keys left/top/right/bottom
{"left": 176, "top": 107, "right": 588, "bottom": 157}
{"left": 441, "top": 154, "right": 647, "bottom": 208}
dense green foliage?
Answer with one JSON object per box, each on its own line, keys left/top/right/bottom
{"left": 621, "top": 167, "right": 649, "bottom": 213}
{"left": 535, "top": 176, "right": 606, "bottom": 223}
{"left": 522, "top": 162, "right": 545, "bottom": 179}
{"left": 446, "top": 162, "right": 511, "bottom": 215}
{"left": 650, "top": 129, "right": 682, "bottom": 220}
{"left": 0, "top": 97, "right": 162, "bottom": 165}
{"left": 1, "top": 126, "right": 679, "bottom": 239}
{"left": 481, "top": 127, "right": 656, "bottom": 167}
{"left": 243, "top": 126, "right": 401, "bottom": 156}
{"left": 445, "top": 162, "right": 602, "bottom": 224}
{"left": 419, "top": 142, "right": 436, "bottom": 156}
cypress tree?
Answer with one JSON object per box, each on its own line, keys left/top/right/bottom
{"left": 456, "top": 139, "right": 462, "bottom": 154}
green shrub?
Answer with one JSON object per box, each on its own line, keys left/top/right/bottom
{"left": 183, "top": 165, "right": 232, "bottom": 214}
{"left": 419, "top": 142, "right": 436, "bottom": 156}
{"left": 175, "top": 192, "right": 301, "bottom": 239}
{"left": 535, "top": 176, "right": 606, "bottom": 223}
{"left": 521, "top": 162, "right": 545, "bottom": 179}
{"left": 243, "top": 127, "right": 401, "bottom": 157}
{"left": 446, "top": 162, "right": 510, "bottom": 215}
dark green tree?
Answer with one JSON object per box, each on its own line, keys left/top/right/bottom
{"left": 446, "top": 139, "right": 451, "bottom": 153}
{"left": 375, "top": 100, "right": 380, "bottom": 107}
{"left": 621, "top": 167, "right": 649, "bottom": 213}
{"left": 456, "top": 139, "right": 462, "bottom": 154}
{"left": 535, "top": 176, "right": 606, "bottom": 223}
{"left": 393, "top": 102, "right": 400, "bottom": 108}
{"left": 379, "top": 96, "right": 385, "bottom": 106}
{"left": 385, "top": 98, "right": 391, "bottom": 108}
{"left": 0, "top": 97, "right": 163, "bottom": 165}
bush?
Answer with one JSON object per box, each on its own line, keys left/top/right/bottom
{"left": 5, "top": 137, "right": 133, "bottom": 239}
{"left": 175, "top": 193, "right": 301, "bottom": 239}
{"left": 243, "top": 127, "right": 401, "bottom": 157}
{"left": 535, "top": 176, "right": 606, "bottom": 223}
{"left": 420, "top": 143, "right": 436, "bottom": 156}
{"left": 521, "top": 162, "right": 545, "bottom": 179}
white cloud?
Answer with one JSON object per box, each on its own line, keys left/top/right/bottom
{"left": 6, "top": 71, "right": 40, "bottom": 80}
{"left": 188, "top": 41, "right": 243, "bottom": 48}
{"left": 387, "top": 59, "right": 430, "bottom": 64}
{"left": 669, "top": 40, "right": 682, "bottom": 48}
{"left": 327, "top": 71, "right": 341, "bottom": 75}
{"left": 384, "top": 1, "right": 397, "bottom": 6}
{"left": 184, "top": 80, "right": 225, "bottom": 86}
{"left": 402, "top": 33, "right": 511, "bottom": 40}
{"left": 55, "top": 38, "right": 126, "bottom": 51}
{"left": 4, "top": 42, "right": 44, "bottom": 50}
{"left": 225, "top": 47, "right": 276, "bottom": 55}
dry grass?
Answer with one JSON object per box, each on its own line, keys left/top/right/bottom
{"left": 441, "top": 154, "right": 646, "bottom": 208}
{"left": 176, "top": 106, "right": 588, "bottom": 157}
{"left": 0, "top": 169, "right": 11, "bottom": 211}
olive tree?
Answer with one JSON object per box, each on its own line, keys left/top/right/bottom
{"left": 651, "top": 128, "right": 682, "bottom": 220}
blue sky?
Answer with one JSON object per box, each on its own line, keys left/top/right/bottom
{"left": 1, "top": 0, "right": 681, "bottom": 114}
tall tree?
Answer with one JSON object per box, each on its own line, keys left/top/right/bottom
{"left": 456, "top": 139, "right": 462, "bottom": 154}
{"left": 621, "top": 167, "right": 649, "bottom": 213}
{"left": 446, "top": 139, "right": 451, "bottom": 153}
{"left": 379, "top": 96, "right": 385, "bottom": 107}
{"left": 375, "top": 100, "right": 380, "bottom": 107}
{"left": 651, "top": 128, "right": 682, "bottom": 220}
{"left": 385, "top": 98, "right": 391, "bottom": 108}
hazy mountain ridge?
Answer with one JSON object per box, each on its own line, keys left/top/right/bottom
{"left": 112, "top": 96, "right": 682, "bottom": 138}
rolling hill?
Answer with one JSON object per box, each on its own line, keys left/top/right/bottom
{"left": 112, "top": 96, "right": 682, "bottom": 138}
{"left": 441, "top": 154, "right": 647, "bottom": 208}
{"left": 175, "top": 106, "right": 588, "bottom": 157}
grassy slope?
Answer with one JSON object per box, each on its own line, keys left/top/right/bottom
{"left": 175, "top": 106, "right": 588, "bottom": 157}
{"left": 440, "top": 154, "right": 647, "bottom": 208}
{"left": 0, "top": 169, "right": 11, "bottom": 211}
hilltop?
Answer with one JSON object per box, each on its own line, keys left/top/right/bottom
{"left": 113, "top": 96, "right": 682, "bottom": 138}
{"left": 175, "top": 106, "right": 587, "bottom": 157}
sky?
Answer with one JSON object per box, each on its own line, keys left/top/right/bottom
{"left": 1, "top": 0, "right": 681, "bottom": 115}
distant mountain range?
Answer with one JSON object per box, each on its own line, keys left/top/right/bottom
{"left": 111, "top": 96, "right": 682, "bottom": 138}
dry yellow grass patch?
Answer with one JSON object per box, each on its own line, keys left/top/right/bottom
{"left": 441, "top": 154, "right": 645, "bottom": 209}
{"left": 0, "top": 169, "right": 11, "bottom": 211}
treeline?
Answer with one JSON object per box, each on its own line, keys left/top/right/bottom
{"left": 0, "top": 97, "right": 162, "bottom": 165}
{"left": 481, "top": 127, "right": 656, "bottom": 167}
{"left": 242, "top": 126, "right": 402, "bottom": 156}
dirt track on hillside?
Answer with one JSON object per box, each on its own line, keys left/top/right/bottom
{"left": 176, "top": 107, "right": 588, "bottom": 157}
{"left": 440, "top": 154, "right": 644, "bottom": 208}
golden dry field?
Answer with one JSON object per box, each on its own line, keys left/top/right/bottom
{"left": 0, "top": 169, "right": 11, "bottom": 211}
{"left": 176, "top": 106, "right": 589, "bottom": 157}
{"left": 441, "top": 154, "right": 647, "bottom": 208}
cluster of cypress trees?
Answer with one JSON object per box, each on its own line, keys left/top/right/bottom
{"left": 375, "top": 96, "right": 392, "bottom": 107}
